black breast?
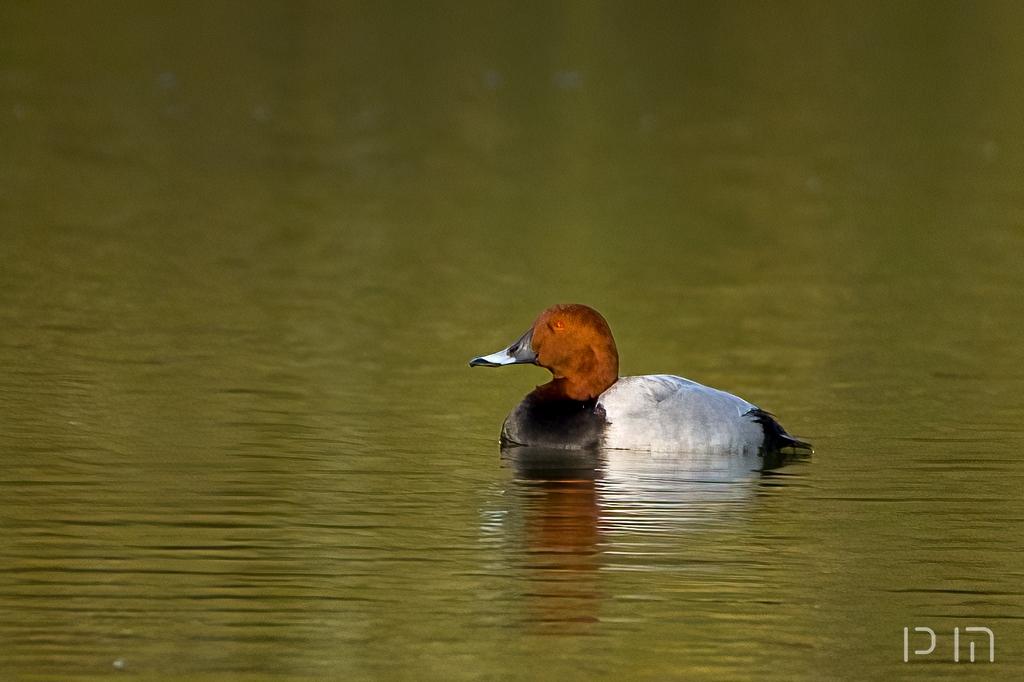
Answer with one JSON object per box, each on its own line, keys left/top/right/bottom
{"left": 500, "top": 394, "right": 608, "bottom": 449}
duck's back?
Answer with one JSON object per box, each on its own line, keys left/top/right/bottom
{"left": 597, "top": 375, "right": 764, "bottom": 454}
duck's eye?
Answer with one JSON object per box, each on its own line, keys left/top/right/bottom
{"left": 552, "top": 320, "right": 565, "bottom": 331}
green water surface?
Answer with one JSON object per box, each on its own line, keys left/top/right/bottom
{"left": 2, "top": 2, "right": 1024, "bottom": 680}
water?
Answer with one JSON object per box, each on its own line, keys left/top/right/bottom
{"left": 2, "top": 2, "right": 1024, "bottom": 680}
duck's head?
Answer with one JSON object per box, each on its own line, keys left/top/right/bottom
{"left": 470, "top": 304, "right": 619, "bottom": 401}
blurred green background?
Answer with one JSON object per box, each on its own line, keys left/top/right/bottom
{"left": 2, "top": 2, "right": 1023, "bottom": 680}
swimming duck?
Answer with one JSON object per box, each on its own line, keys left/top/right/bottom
{"left": 470, "top": 304, "right": 811, "bottom": 454}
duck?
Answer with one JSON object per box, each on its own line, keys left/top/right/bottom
{"left": 470, "top": 303, "right": 812, "bottom": 455}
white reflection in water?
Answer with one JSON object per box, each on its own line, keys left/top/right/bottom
{"left": 598, "top": 449, "right": 765, "bottom": 536}
{"left": 492, "top": 446, "right": 804, "bottom": 631}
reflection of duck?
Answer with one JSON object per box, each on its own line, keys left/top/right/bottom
{"left": 508, "top": 449, "right": 603, "bottom": 632}
{"left": 471, "top": 304, "right": 811, "bottom": 455}
{"left": 506, "top": 446, "right": 803, "bottom": 538}
{"left": 502, "top": 445, "right": 806, "bottom": 631}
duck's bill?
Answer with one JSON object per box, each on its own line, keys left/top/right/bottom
{"left": 469, "top": 329, "right": 537, "bottom": 367}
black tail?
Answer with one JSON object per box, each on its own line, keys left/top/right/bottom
{"left": 748, "top": 408, "right": 813, "bottom": 454}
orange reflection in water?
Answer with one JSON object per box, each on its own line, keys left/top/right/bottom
{"left": 512, "top": 451, "right": 604, "bottom": 634}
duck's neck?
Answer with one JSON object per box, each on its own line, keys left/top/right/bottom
{"left": 534, "top": 371, "right": 618, "bottom": 402}
{"left": 532, "top": 344, "right": 619, "bottom": 402}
